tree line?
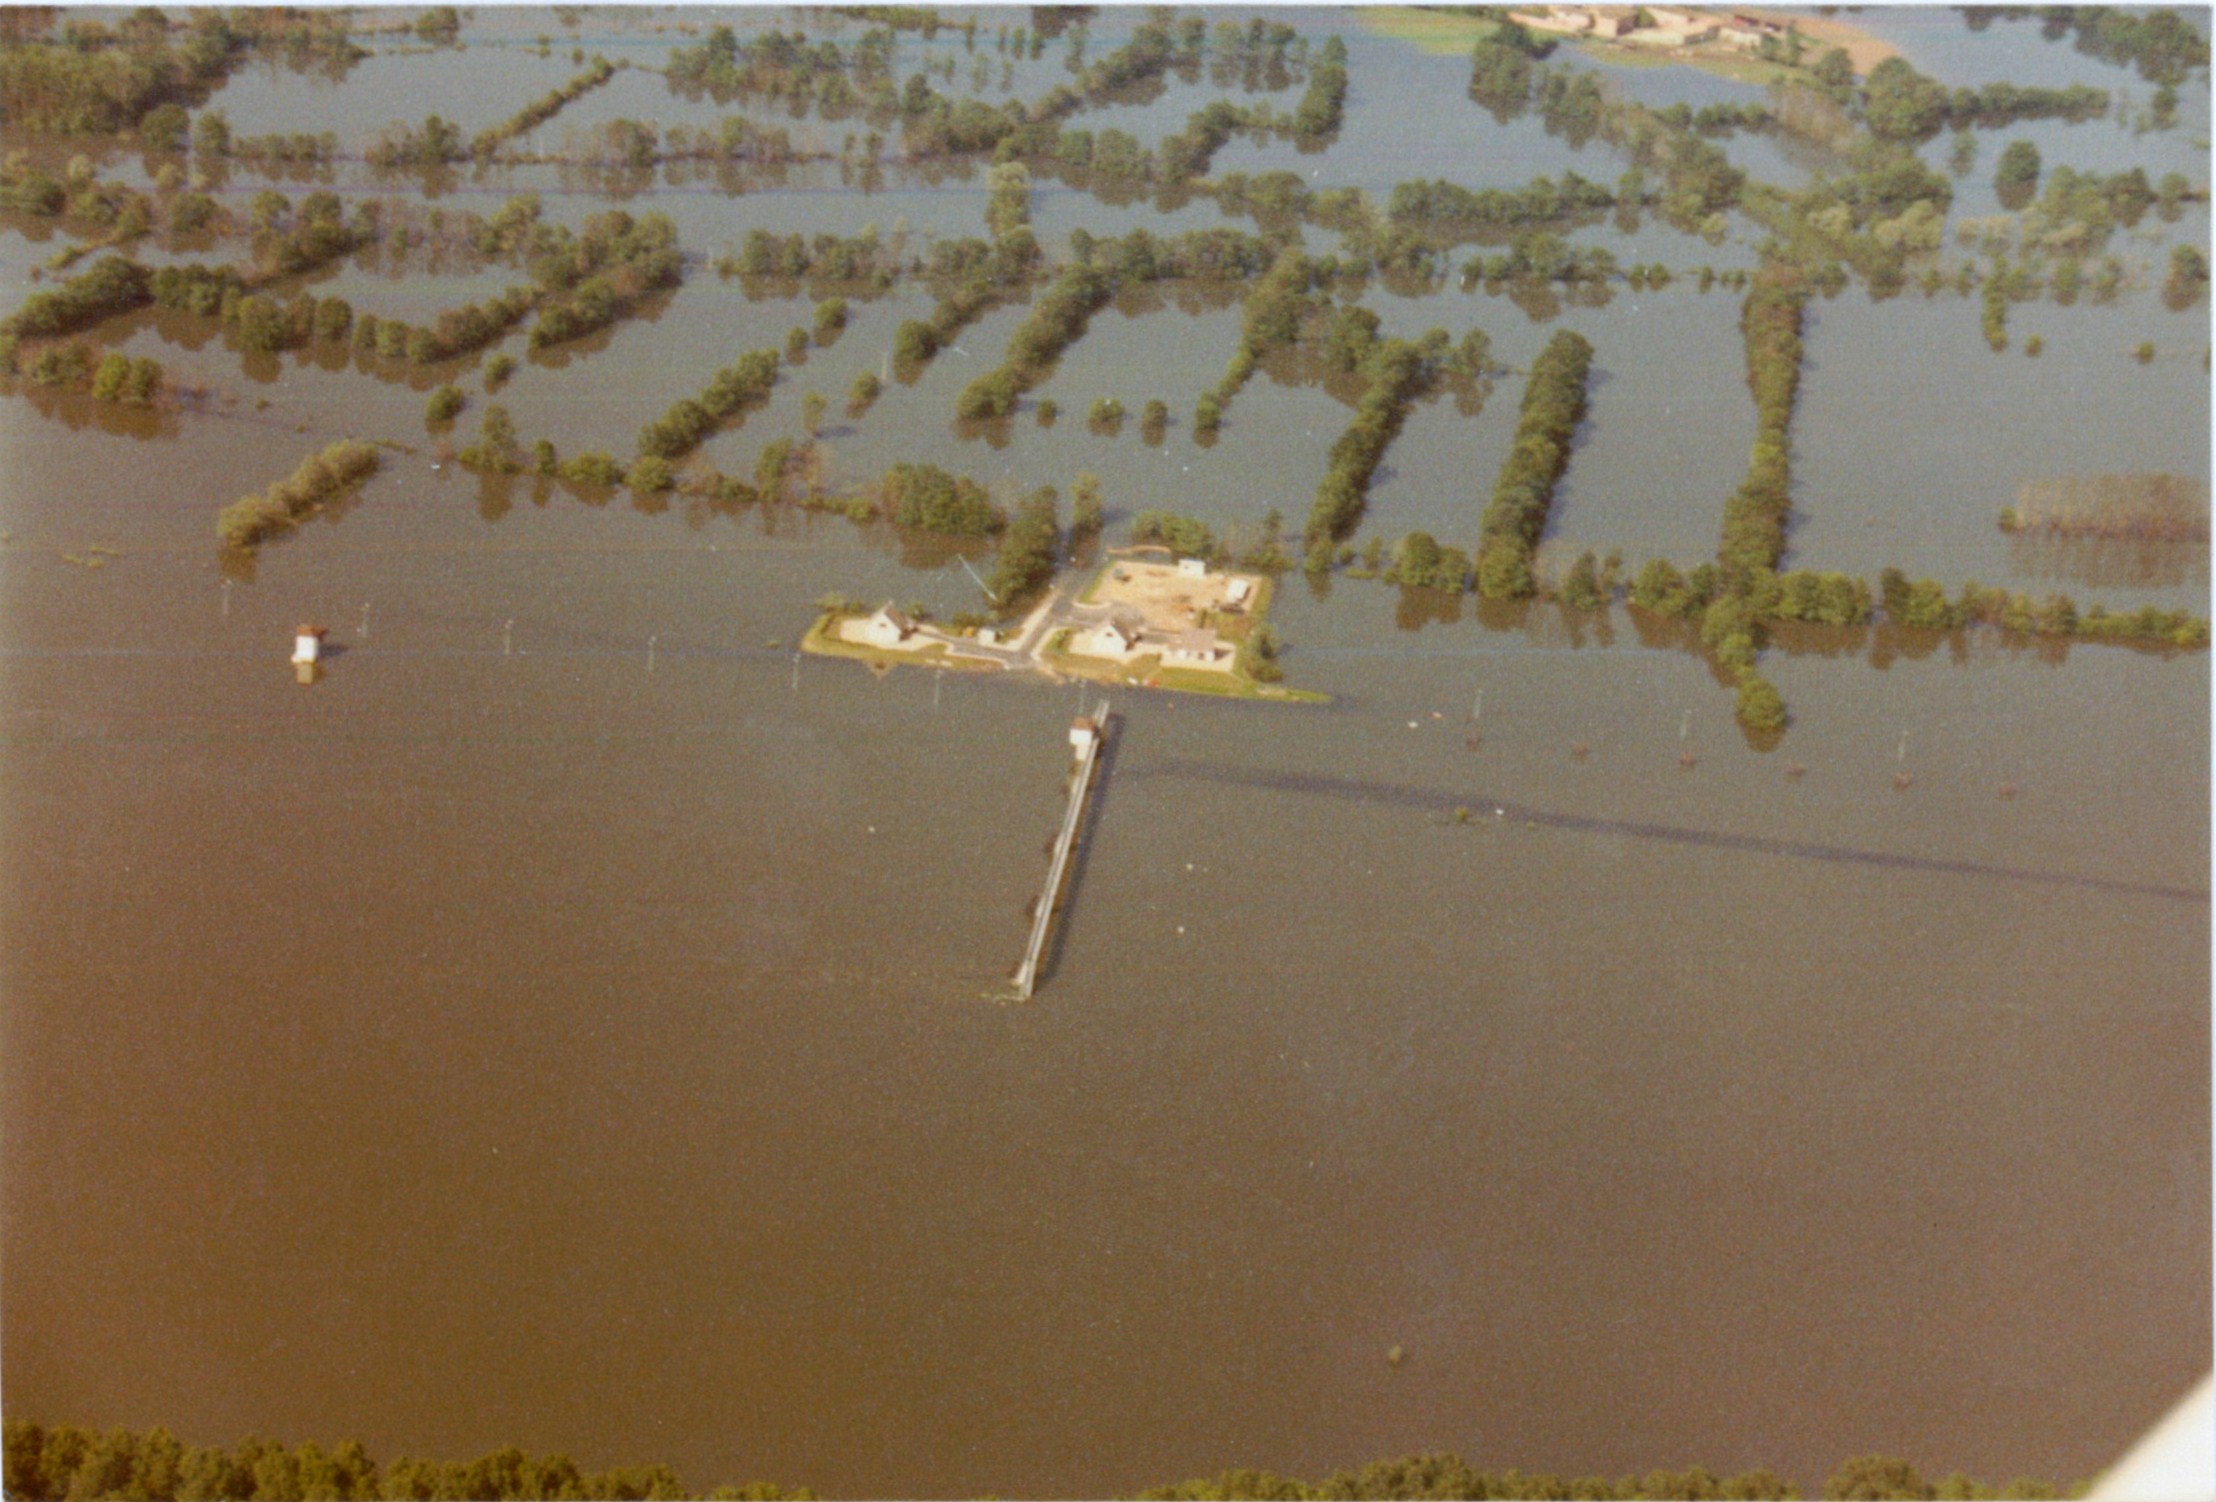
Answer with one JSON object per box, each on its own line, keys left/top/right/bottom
{"left": 1304, "top": 334, "right": 1447, "bottom": 562}
{"left": 635, "top": 347, "right": 781, "bottom": 462}
{"left": 1475, "top": 328, "right": 1594, "bottom": 600}
{"left": 2, "top": 1422, "right": 2074, "bottom": 1501}
{"left": 1718, "top": 267, "right": 1807, "bottom": 579}
{"left": 470, "top": 55, "right": 617, "bottom": 161}
{"left": 215, "top": 439, "right": 381, "bottom": 549}
{"left": 0, "top": 9, "right": 361, "bottom": 136}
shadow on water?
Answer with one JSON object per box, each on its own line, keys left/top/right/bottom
{"left": 1128, "top": 758, "right": 2210, "bottom": 905}
{"left": 1031, "top": 706, "right": 1121, "bottom": 995}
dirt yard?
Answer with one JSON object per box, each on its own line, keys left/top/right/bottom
{"left": 1740, "top": 8, "right": 1900, "bottom": 74}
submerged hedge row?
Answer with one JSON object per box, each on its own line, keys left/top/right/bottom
{"left": 1474, "top": 327, "right": 1594, "bottom": 599}
{"left": 216, "top": 440, "right": 380, "bottom": 549}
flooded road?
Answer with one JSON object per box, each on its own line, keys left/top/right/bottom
{"left": 2, "top": 7, "right": 2207, "bottom": 1497}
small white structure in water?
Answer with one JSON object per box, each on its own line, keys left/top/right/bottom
{"left": 291, "top": 624, "right": 327, "bottom": 666}
{"left": 1070, "top": 715, "right": 1099, "bottom": 753}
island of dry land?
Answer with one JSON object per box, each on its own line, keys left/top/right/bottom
{"left": 803, "top": 554, "right": 1326, "bottom": 703}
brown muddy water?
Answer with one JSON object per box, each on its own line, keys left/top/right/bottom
{"left": 2, "top": 7, "right": 2208, "bottom": 1498}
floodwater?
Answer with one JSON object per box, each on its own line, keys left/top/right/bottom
{"left": 3, "top": 8, "right": 2208, "bottom": 1499}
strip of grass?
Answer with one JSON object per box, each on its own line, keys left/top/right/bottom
{"left": 799, "top": 615, "right": 989, "bottom": 671}
{"left": 1042, "top": 642, "right": 1326, "bottom": 703}
{"left": 1577, "top": 39, "right": 1796, "bottom": 86}
{"left": 1359, "top": 7, "right": 1501, "bottom": 55}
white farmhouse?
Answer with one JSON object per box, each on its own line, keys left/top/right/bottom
{"left": 1074, "top": 611, "right": 1146, "bottom": 660}
{"left": 858, "top": 604, "right": 917, "bottom": 649}
{"left": 1163, "top": 629, "right": 1230, "bottom": 667}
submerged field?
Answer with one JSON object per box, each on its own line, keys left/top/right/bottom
{"left": 1, "top": 6, "right": 2209, "bottom": 1499}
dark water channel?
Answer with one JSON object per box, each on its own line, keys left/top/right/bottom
{"left": 2, "top": 8, "right": 2208, "bottom": 1498}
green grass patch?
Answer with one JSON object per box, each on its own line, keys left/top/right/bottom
{"left": 1041, "top": 640, "right": 1326, "bottom": 704}
{"left": 799, "top": 615, "right": 984, "bottom": 671}
{"left": 1360, "top": 6, "right": 1501, "bottom": 54}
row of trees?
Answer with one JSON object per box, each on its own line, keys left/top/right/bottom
{"left": 667, "top": 24, "right": 895, "bottom": 107}
{"left": 1304, "top": 336, "right": 1442, "bottom": 561}
{"left": 2, "top": 1424, "right": 2068, "bottom": 1502}
{"left": 5, "top": 253, "right": 150, "bottom": 337}
{"left": 1718, "top": 268, "right": 1808, "bottom": 577}
{"left": 0, "top": 10, "right": 361, "bottom": 136}
{"left": 469, "top": 55, "right": 616, "bottom": 161}
{"left": 717, "top": 226, "right": 900, "bottom": 289}
{"left": 882, "top": 461, "right": 1000, "bottom": 535}
{"left": 3, "top": 1423, "right": 805, "bottom": 1502}
{"left": 1288, "top": 35, "right": 1347, "bottom": 146}
{"left": 1385, "top": 172, "right": 1614, "bottom": 244}
{"left": 635, "top": 347, "right": 780, "bottom": 460}
{"left": 956, "top": 261, "right": 1110, "bottom": 419}
{"left": 215, "top": 439, "right": 381, "bottom": 549}
{"left": 1880, "top": 567, "right": 2208, "bottom": 647}
{"left": 982, "top": 485, "right": 1061, "bottom": 604}
{"left": 187, "top": 111, "right": 337, "bottom": 166}
{"left": 1199, "top": 245, "right": 1316, "bottom": 434}
{"left": 2041, "top": 4, "right": 2209, "bottom": 83}
{"left": 1474, "top": 328, "right": 1595, "bottom": 599}
{"left": 2, "top": 336, "right": 162, "bottom": 405}
{"left": 354, "top": 285, "right": 537, "bottom": 365}
{"left": 527, "top": 210, "right": 682, "bottom": 349}
{"left": 1131, "top": 510, "right": 1223, "bottom": 561}
{"left": 364, "top": 113, "right": 467, "bottom": 169}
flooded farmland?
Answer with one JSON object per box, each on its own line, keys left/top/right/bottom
{"left": 1, "top": 6, "right": 2208, "bottom": 1499}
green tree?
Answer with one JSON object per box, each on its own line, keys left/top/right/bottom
{"left": 1993, "top": 139, "right": 2041, "bottom": 211}
{"left": 1237, "top": 622, "right": 1283, "bottom": 682}
{"left": 1811, "top": 46, "right": 1855, "bottom": 98}
{"left": 426, "top": 385, "right": 464, "bottom": 425}
{"left": 1140, "top": 398, "right": 1169, "bottom": 443}
{"left": 2164, "top": 244, "right": 2208, "bottom": 309}
{"left": 88, "top": 351, "right": 130, "bottom": 401}
{"left": 1863, "top": 57, "right": 1950, "bottom": 141}
{"left": 1561, "top": 551, "right": 1602, "bottom": 610}
{"left": 1826, "top": 1455, "right": 1933, "bottom": 1500}
{"left": 1071, "top": 473, "right": 1103, "bottom": 539}
{"left": 123, "top": 356, "right": 162, "bottom": 405}
{"left": 192, "top": 109, "right": 232, "bottom": 158}
{"left": 983, "top": 486, "right": 1060, "bottom": 606}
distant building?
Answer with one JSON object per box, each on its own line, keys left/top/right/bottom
{"left": 1223, "top": 577, "right": 1254, "bottom": 608}
{"left": 1176, "top": 557, "right": 1209, "bottom": 578}
{"left": 1514, "top": 5, "right": 1638, "bottom": 36}
{"left": 1648, "top": 5, "right": 1718, "bottom": 32}
{"left": 291, "top": 625, "right": 326, "bottom": 666}
{"left": 859, "top": 604, "right": 916, "bottom": 649}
